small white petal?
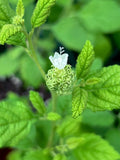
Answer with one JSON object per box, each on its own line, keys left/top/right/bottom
{"left": 49, "top": 56, "right": 54, "bottom": 64}
{"left": 49, "top": 49, "right": 69, "bottom": 69}
{"left": 54, "top": 52, "right": 60, "bottom": 58}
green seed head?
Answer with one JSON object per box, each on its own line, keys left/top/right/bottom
{"left": 46, "top": 65, "right": 75, "bottom": 95}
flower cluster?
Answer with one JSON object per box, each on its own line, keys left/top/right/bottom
{"left": 46, "top": 65, "right": 75, "bottom": 95}
{"left": 46, "top": 47, "right": 75, "bottom": 95}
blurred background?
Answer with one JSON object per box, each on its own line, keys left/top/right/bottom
{"left": 0, "top": 0, "right": 120, "bottom": 159}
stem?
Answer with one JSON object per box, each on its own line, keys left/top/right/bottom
{"left": 22, "top": 27, "right": 46, "bottom": 80}
{"left": 47, "top": 92, "right": 57, "bottom": 147}
{"left": 52, "top": 92, "right": 57, "bottom": 112}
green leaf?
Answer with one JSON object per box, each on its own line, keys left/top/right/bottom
{"left": 20, "top": 54, "right": 47, "bottom": 88}
{"left": 66, "top": 137, "right": 84, "bottom": 150}
{"left": 47, "top": 112, "right": 61, "bottom": 121}
{"left": 0, "top": 0, "right": 14, "bottom": 29}
{"left": 57, "top": 116, "right": 82, "bottom": 137}
{"left": 52, "top": 17, "right": 96, "bottom": 51}
{"left": 85, "top": 77, "right": 101, "bottom": 86}
{"left": 90, "top": 58, "right": 103, "bottom": 72}
{"left": 0, "top": 24, "right": 22, "bottom": 45}
{"left": 31, "top": 0, "right": 56, "bottom": 28}
{"left": 10, "top": 0, "right": 34, "bottom": 7}
{"left": 72, "top": 87, "right": 88, "bottom": 118}
{"left": 47, "top": 95, "right": 72, "bottom": 117}
{"left": 16, "top": 0, "right": 24, "bottom": 17}
{"left": 76, "top": 40, "right": 95, "bottom": 79}
{"left": 6, "top": 32, "right": 26, "bottom": 47}
{"left": 8, "top": 149, "right": 50, "bottom": 160}
{"left": 53, "top": 154, "right": 67, "bottom": 160}
{"left": 94, "top": 35, "right": 112, "bottom": 62}
{"left": 7, "top": 150, "right": 22, "bottom": 160}
{"left": 105, "top": 128, "right": 120, "bottom": 153}
{"left": 86, "top": 65, "right": 120, "bottom": 111}
{"left": 74, "top": 133, "right": 120, "bottom": 160}
{"left": 29, "top": 91, "right": 46, "bottom": 116}
{"left": 77, "top": 0, "right": 120, "bottom": 33}
{"left": 0, "top": 47, "right": 23, "bottom": 77}
{"left": 0, "top": 102, "right": 35, "bottom": 147}
{"left": 82, "top": 109, "right": 115, "bottom": 127}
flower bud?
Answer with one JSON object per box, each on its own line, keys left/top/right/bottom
{"left": 46, "top": 65, "right": 75, "bottom": 95}
{"left": 12, "top": 16, "right": 24, "bottom": 25}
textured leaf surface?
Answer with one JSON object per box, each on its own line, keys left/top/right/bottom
{"left": 0, "top": 24, "right": 22, "bottom": 45}
{"left": 31, "top": 0, "right": 56, "bottom": 28}
{"left": 6, "top": 32, "right": 26, "bottom": 47}
{"left": 0, "top": 102, "right": 35, "bottom": 147}
{"left": 0, "top": 0, "right": 14, "bottom": 29}
{"left": 29, "top": 91, "right": 46, "bottom": 116}
{"left": 74, "top": 133, "right": 120, "bottom": 160}
{"left": 16, "top": 0, "right": 24, "bottom": 17}
{"left": 86, "top": 65, "right": 120, "bottom": 111}
{"left": 76, "top": 41, "right": 95, "bottom": 79}
{"left": 66, "top": 137, "right": 84, "bottom": 150}
{"left": 78, "top": 0, "right": 120, "bottom": 33}
{"left": 72, "top": 87, "right": 88, "bottom": 118}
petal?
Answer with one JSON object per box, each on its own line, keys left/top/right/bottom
{"left": 49, "top": 56, "right": 54, "bottom": 64}
{"left": 54, "top": 52, "right": 60, "bottom": 58}
{"left": 61, "top": 53, "right": 69, "bottom": 67}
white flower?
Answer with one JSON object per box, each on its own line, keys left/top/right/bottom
{"left": 49, "top": 47, "right": 69, "bottom": 70}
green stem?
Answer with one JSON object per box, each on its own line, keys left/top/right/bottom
{"left": 47, "top": 92, "right": 57, "bottom": 148}
{"left": 22, "top": 27, "right": 46, "bottom": 80}
{"left": 52, "top": 92, "right": 57, "bottom": 112}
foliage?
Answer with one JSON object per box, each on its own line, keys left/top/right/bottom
{"left": 0, "top": 0, "right": 119, "bottom": 160}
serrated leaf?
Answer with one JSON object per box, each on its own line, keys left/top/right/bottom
{"left": 77, "top": 0, "right": 120, "bottom": 33}
{"left": 0, "top": 24, "right": 22, "bottom": 45}
{"left": 73, "top": 133, "right": 120, "bottom": 160}
{"left": 86, "top": 65, "right": 120, "bottom": 111}
{"left": 72, "top": 87, "right": 88, "bottom": 118}
{"left": 0, "top": 0, "right": 15, "bottom": 29}
{"left": 66, "top": 137, "right": 84, "bottom": 150}
{"left": 16, "top": 0, "right": 24, "bottom": 17}
{"left": 31, "top": 0, "right": 56, "bottom": 28}
{"left": 6, "top": 32, "right": 26, "bottom": 47}
{"left": 47, "top": 112, "right": 61, "bottom": 121}
{"left": 76, "top": 40, "right": 95, "bottom": 79}
{"left": 0, "top": 102, "right": 35, "bottom": 147}
{"left": 29, "top": 91, "right": 46, "bottom": 116}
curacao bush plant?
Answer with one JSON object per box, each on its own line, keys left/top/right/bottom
{"left": 0, "top": 0, "right": 120, "bottom": 160}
